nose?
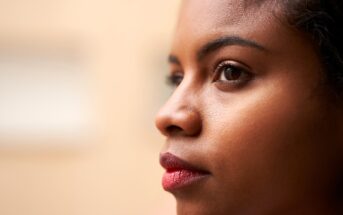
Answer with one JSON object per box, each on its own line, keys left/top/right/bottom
{"left": 155, "top": 86, "right": 202, "bottom": 137}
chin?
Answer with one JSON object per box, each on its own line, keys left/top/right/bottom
{"left": 176, "top": 198, "right": 232, "bottom": 215}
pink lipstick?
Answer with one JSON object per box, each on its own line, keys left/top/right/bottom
{"left": 159, "top": 152, "right": 210, "bottom": 191}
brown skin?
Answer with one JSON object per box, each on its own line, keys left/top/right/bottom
{"left": 155, "top": 0, "right": 343, "bottom": 214}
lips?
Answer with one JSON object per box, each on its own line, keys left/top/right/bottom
{"left": 159, "top": 152, "right": 210, "bottom": 191}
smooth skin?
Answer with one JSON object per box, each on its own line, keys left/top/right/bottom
{"left": 155, "top": 0, "right": 343, "bottom": 214}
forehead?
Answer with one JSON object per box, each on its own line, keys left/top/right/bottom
{"left": 177, "top": 0, "right": 273, "bottom": 30}
{"left": 173, "top": 0, "right": 281, "bottom": 58}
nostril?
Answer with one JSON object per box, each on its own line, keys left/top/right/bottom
{"left": 166, "top": 125, "right": 183, "bottom": 136}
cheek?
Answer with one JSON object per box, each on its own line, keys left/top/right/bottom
{"left": 201, "top": 77, "right": 332, "bottom": 198}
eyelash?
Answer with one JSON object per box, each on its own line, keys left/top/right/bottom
{"left": 213, "top": 61, "right": 252, "bottom": 86}
{"left": 166, "top": 61, "right": 253, "bottom": 88}
{"left": 166, "top": 72, "right": 183, "bottom": 87}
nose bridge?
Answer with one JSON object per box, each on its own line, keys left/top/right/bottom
{"left": 155, "top": 77, "right": 202, "bottom": 137}
{"left": 169, "top": 77, "right": 196, "bottom": 110}
{"left": 171, "top": 70, "right": 203, "bottom": 109}
{"left": 161, "top": 76, "right": 198, "bottom": 120}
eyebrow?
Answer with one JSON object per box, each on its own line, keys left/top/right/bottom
{"left": 168, "top": 55, "right": 181, "bottom": 65}
{"left": 168, "top": 36, "right": 267, "bottom": 65}
{"left": 197, "top": 36, "right": 267, "bottom": 61}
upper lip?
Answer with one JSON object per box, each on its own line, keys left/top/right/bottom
{"left": 159, "top": 152, "right": 210, "bottom": 174}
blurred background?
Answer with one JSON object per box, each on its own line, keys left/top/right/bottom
{"left": 0, "top": 0, "right": 180, "bottom": 214}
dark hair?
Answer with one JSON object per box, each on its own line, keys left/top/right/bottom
{"left": 281, "top": 1, "right": 343, "bottom": 98}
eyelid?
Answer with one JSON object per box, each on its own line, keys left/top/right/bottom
{"left": 213, "top": 60, "right": 252, "bottom": 75}
{"left": 166, "top": 70, "right": 184, "bottom": 87}
{"left": 211, "top": 60, "right": 255, "bottom": 90}
{"left": 167, "top": 59, "right": 184, "bottom": 86}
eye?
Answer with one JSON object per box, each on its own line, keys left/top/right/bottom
{"left": 166, "top": 72, "right": 184, "bottom": 87}
{"left": 214, "top": 61, "right": 252, "bottom": 87}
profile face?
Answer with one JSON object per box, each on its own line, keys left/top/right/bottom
{"left": 155, "top": 0, "right": 342, "bottom": 214}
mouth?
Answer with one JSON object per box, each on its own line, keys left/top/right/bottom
{"left": 159, "top": 152, "right": 211, "bottom": 191}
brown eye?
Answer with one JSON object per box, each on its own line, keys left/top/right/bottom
{"left": 215, "top": 62, "right": 252, "bottom": 86}
{"left": 166, "top": 73, "right": 184, "bottom": 87}
{"left": 219, "top": 65, "right": 246, "bottom": 81}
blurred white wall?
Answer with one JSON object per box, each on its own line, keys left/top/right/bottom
{"left": 0, "top": 0, "right": 180, "bottom": 214}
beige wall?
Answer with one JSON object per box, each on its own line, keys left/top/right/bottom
{"left": 0, "top": 0, "right": 180, "bottom": 214}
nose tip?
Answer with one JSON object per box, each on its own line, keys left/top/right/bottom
{"left": 155, "top": 105, "right": 202, "bottom": 137}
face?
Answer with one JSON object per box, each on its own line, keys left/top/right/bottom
{"left": 155, "top": 0, "right": 343, "bottom": 214}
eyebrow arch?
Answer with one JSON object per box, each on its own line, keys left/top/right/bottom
{"left": 197, "top": 36, "right": 267, "bottom": 61}
{"left": 168, "top": 55, "right": 181, "bottom": 65}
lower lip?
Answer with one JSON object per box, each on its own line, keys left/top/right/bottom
{"left": 162, "top": 169, "right": 209, "bottom": 191}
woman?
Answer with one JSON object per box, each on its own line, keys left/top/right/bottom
{"left": 155, "top": 0, "right": 343, "bottom": 214}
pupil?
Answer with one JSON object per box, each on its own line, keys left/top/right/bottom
{"left": 224, "top": 67, "right": 241, "bottom": 80}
